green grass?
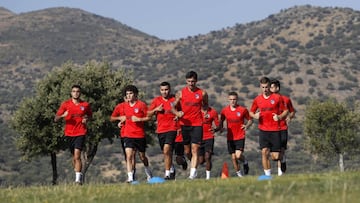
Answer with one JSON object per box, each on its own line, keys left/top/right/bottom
{"left": 1, "top": 171, "right": 360, "bottom": 203}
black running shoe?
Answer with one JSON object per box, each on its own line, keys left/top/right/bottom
{"left": 281, "top": 162, "right": 287, "bottom": 173}
{"left": 243, "top": 163, "right": 249, "bottom": 175}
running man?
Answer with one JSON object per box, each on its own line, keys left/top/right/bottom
{"left": 199, "top": 104, "right": 219, "bottom": 180}
{"left": 148, "top": 82, "right": 178, "bottom": 180}
{"left": 172, "top": 71, "right": 208, "bottom": 179}
{"left": 219, "top": 92, "right": 252, "bottom": 177}
{"left": 249, "top": 77, "right": 288, "bottom": 177}
{"left": 110, "top": 96, "right": 137, "bottom": 180}
{"left": 54, "top": 84, "right": 92, "bottom": 185}
{"left": 116, "top": 85, "right": 152, "bottom": 183}
{"left": 270, "top": 79, "right": 296, "bottom": 176}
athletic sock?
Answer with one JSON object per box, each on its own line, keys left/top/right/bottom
{"left": 264, "top": 169, "right": 271, "bottom": 176}
{"left": 190, "top": 168, "right": 197, "bottom": 178}
{"left": 278, "top": 167, "right": 283, "bottom": 176}
{"left": 75, "top": 172, "right": 82, "bottom": 182}
{"left": 206, "top": 170, "right": 211, "bottom": 179}
{"left": 165, "top": 170, "right": 170, "bottom": 177}
{"left": 127, "top": 172, "right": 134, "bottom": 182}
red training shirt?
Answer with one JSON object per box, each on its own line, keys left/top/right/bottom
{"left": 175, "top": 128, "right": 183, "bottom": 143}
{"left": 56, "top": 99, "right": 92, "bottom": 137}
{"left": 111, "top": 102, "right": 127, "bottom": 137}
{"left": 148, "top": 95, "right": 178, "bottom": 133}
{"left": 123, "top": 100, "right": 148, "bottom": 138}
{"left": 180, "top": 87, "right": 203, "bottom": 126}
{"left": 202, "top": 107, "right": 219, "bottom": 140}
{"left": 279, "top": 94, "right": 296, "bottom": 130}
{"left": 221, "top": 105, "right": 250, "bottom": 140}
{"left": 250, "top": 93, "right": 286, "bottom": 131}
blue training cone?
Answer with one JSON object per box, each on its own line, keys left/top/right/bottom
{"left": 148, "top": 176, "right": 165, "bottom": 184}
{"left": 131, "top": 180, "right": 140, "bottom": 185}
{"left": 258, "top": 175, "right": 272, "bottom": 181}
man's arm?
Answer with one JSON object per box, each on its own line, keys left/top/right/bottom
{"left": 243, "top": 119, "right": 253, "bottom": 130}
{"left": 202, "top": 90, "right": 208, "bottom": 107}
{"left": 110, "top": 115, "right": 126, "bottom": 123}
{"left": 171, "top": 91, "right": 183, "bottom": 118}
{"left": 54, "top": 110, "right": 68, "bottom": 122}
{"left": 249, "top": 111, "right": 260, "bottom": 120}
{"left": 272, "top": 110, "right": 289, "bottom": 121}
{"left": 147, "top": 103, "right": 163, "bottom": 117}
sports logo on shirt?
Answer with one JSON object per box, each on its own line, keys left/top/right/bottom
{"left": 270, "top": 99, "right": 275, "bottom": 105}
{"left": 236, "top": 112, "right": 241, "bottom": 117}
{"left": 134, "top": 108, "right": 139, "bottom": 113}
{"left": 80, "top": 106, "right": 85, "bottom": 111}
{"left": 204, "top": 113, "right": 210, "bottom": 119}
{"left": 195, "top": 93, "right": 200, "bottom": 99}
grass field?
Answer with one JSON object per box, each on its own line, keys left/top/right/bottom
{"left": 1, "top": 171, "right": 359, "bottom": 203}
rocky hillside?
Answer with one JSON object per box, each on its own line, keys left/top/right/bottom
{"left": 0, "top": 5, "right": 359, "bottom": 123}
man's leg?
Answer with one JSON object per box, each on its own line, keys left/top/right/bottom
{"left": 239, "top": 153, "right": 249, "bottom": 175}
{"left": 204, "top": 151, "right": 212, "bottom": 179}
{"left": 125, "top": 148, "right": 135, "bottom": 182}
{"left": 139, "top": 151, "right": 152, "bottom": 181}
{"left": 261, "top": 148, "right": 271, "bottom": 176}
{"left": 184, "top": 144, "right": 192, "bottom": 161}
{"left": 189, "top": 143, "right": 200, "bottom": 179}
{"left": 163, "top": 143, "right": 173, "bottom": 178}
{"left": 278, "top": 148, "right": 285, "bottom": 176}
{"left": 73, "top": 148, "right": 82, "bottom": 183}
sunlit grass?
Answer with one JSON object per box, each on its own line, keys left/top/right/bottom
{"left": 1, "top": 171, "right": 360, "bottom": 203}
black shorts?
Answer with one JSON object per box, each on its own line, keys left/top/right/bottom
{"left": 259, "top": 130, "right": 281, "bottom": 152}
{"left": 280, "top": 130, "right": 288, "bottom": 150}
{"left": 181, "top": 126, "right": 203, "bottom": 145}
{"left": 123, "top": 137, "right": 147, "bottom": 152}
{"left": 173, "top": 141, "right": 184, "bottom": 156}
{"left": 158, "top": 131, "right": 177, "bottom": 151}
{"left": 199, "top": 139, "right": 214, "bottom": 156}
{"left": 66, "top": 135, "right": 86, "bottom": 154}
{"left": 227, "top": 139, "right": 245, "bottom": 154}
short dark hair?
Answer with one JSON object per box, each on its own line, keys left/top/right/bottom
{"left": 71, "top": 84, "right": 81, "bottom": 90}
{"left": 259, "top": 77, "right": 270, "bottom": 85}
{"left": 123, "top": 85, "right": 138, "bottom": 96}
{"left": 185, "top": 71, "right": 198, "bottom": 80}
{"left": 270, "top": 79, "right": 281, "bottom": 90}
{"left": 228, "top": 91, "right": 238, "bottom": 97}
{"left": 160, "top": 81, "right": 170, "bottom": 87}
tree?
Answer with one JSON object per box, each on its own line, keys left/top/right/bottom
{"left": 11, "top": 61, "right": 133, "bottom": 184}
{"left": 304, "top": 99, "right": 360, "bottom": 172}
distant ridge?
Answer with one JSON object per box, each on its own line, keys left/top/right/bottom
{"left": 0, "top": 7, "right": 14, "bottom": 18}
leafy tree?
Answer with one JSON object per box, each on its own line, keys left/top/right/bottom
{"left": 11, "top": 61, "right": 133, "bottom": 184}
{"left": 304, "top": 99, "right": 360, "bottom": 172}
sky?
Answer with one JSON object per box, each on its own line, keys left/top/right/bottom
{"left": 1, "top": 0, "right": 359, "bottom": 40}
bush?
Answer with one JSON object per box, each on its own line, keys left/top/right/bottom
{"left": 295, "top": 77, "right": 304, "bottom": 84}
{"left": 309, "top": 79, "right": 318, "bottom": 87}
